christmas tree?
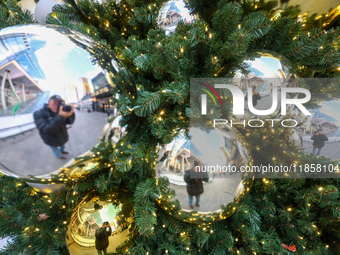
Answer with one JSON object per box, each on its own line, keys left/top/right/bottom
{"left": 0, "top": 0, "right": 339, "bottom": 254}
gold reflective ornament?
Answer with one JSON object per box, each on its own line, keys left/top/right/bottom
{"left": 156, "top": 125, "right": 253, "bottom": 224}
{"left": 66, "top": 193, "right": 132, "bottom": 254}
{"left": 0, "top": 24, "right": 135, "bottom": 187}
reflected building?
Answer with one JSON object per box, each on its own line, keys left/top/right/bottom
{"left": 157, "top": 0, "right": 197, "bottom": 35}
{"left": 0, "top": 31, "right": 46, "bottom": 115}
{"left": 0, "top": 31, "right": 49, "bottom": 139}
{"left": 91, "top": 72, "right": 112, "bottom": 113}
{"left": 54, "top": 26, "right": 135, "bottom": 114}
{"left": 69, "top": 200, "right": 120, "bottom": 248}
{"left": 301, "top": 109, "right": 339, "bottom": 135}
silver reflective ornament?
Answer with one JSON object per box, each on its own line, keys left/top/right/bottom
{"left": 233, "top": 51, "right": 291, "bottom": 119}
{"left": 156, "top": 125, "right": 253, "bottom": 223}
{"left": 0, "top": 24, "right": 134, "bottom": 185}
{"left": 66, "top": 193, "right": 131, "bottom": 254}
{"left": 157, "top": 0, "right": 197, "bottom": 35}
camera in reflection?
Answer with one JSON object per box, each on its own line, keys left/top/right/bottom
{"left": 58, "top": 103, "right": 72, "bottom": 112}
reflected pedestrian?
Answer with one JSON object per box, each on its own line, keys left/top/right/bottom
{"left": 95, "top": 221, "right": 112, "bottom": 255}
{"left": 311, "top": 129, "right": 328, "bottom": 155}
{"left": 184, "top": 160, "right": 209, "bottom": 209}
{"left": 252, "top": 86, "right": 261, "bottom": 106}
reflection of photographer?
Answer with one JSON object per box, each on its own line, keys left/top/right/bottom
{"left": 311, "top": 129, "right": 328, "bottom": 155}
{"left": 33, "top": 95, "right": 75, "bottom": 159}
{"left": 184, "top": 161, "right": 209, "bottom": 209}
{"left": 95, "top": 221, "right": 112, "bottom": 255}
{"left": 252, "top": 86, "right": 261, "bottom": 106}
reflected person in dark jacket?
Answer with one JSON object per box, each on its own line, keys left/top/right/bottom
{"left": 311, "top": 129, "right": 328, "bottom": 155}
{"left": 252, "top": 86, "right": 261, "bottom": 106}
{"left": 33, "top": 95, "right": 75, "bottom": 159}
{"left": 184, "top": 160, "right": 209, "bottom": 209}
{"left": 95, "top": 221, "right": 112, "bottom": 255}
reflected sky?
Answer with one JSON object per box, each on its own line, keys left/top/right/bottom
{"left": 158, "top": 0, "right": 193, "bottom": 23}
{"left": 319, "top": 100, "right": 340, "bottom": 125}
{"left": 0, "top": 25, "right": 108, "bottom": 104}
{"left": 190, "top": 128, "right": 232, "bottom": 166}
{"left": 235, "top": 53, "right": 289, "bottom": 84}
{"left": 245, "top": 57, "right": 283, "bottom": 78}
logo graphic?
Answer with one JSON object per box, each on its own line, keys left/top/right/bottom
{"left": 200, "top": 82, "right": 222, "bottom": 115}
{"left": 200, "top": 84, "right": 311, "bottom": 116}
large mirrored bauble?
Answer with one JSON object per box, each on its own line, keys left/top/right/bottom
{"left": 232, "top": 51, "right": 292, "bottom": 119}
{"left": 157, "top": 0, "right": 197, "bottom": 35}
{"left": 301, "top": 97, "right": 340, "bottom": 161}
{"left": 66, "top": 193, "right": 131, "bottom": 254}
{"left": 0, "top": 24, "right": 134, "bottom": 183}
{"left": 156, "top": 125, "right": 253, "bottom": 223}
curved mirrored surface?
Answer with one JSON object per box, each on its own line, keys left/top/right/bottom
{"left": 157, "top": 0, "right": 197, "bottom": 35}
{"left": 233, "top": 52, "right": 292, "bottom": 119}
{"left": 156, "top": 125, "right": 253, "bottom": 223}
{"left": 0, "top": 24, "right": 134, "bottom": 181}
{"left": 290, "top": 128, "right": 303, "bottom": 147}
{"left": 102, "top": 115, "right": 127, "bottom": 144}
{"left": 300, "top": 98, "right": 340, "bottom": 161}
{"left": 66, "top": 194, "right": 131, "bottom": 254}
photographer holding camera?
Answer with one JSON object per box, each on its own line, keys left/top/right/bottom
{"left": 34, "top": 95, "right": 75, "bottom": 159}
{"left": 311, "top": 129, "right": 328, "bottom": 156}
{"left": 95, "top": 221, "right": 112, "bottom": 255}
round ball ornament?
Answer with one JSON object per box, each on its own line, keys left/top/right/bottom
{"left": 66, "top": 193, "right": 132, "bottom": 254}
{"left": 34, "top": 0, "right": 65, "bottom": 24}
{"left": 156, "top": 124, "right": 253, "bottom": 224}
{"left": 233, "top": 51, "right": 292, "bottom": 120}
{"left": 0, "top": 24, "right": 135, "bottom": 190}
{"left": 157, "top": 0, "right": 197, "bottom": 35}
